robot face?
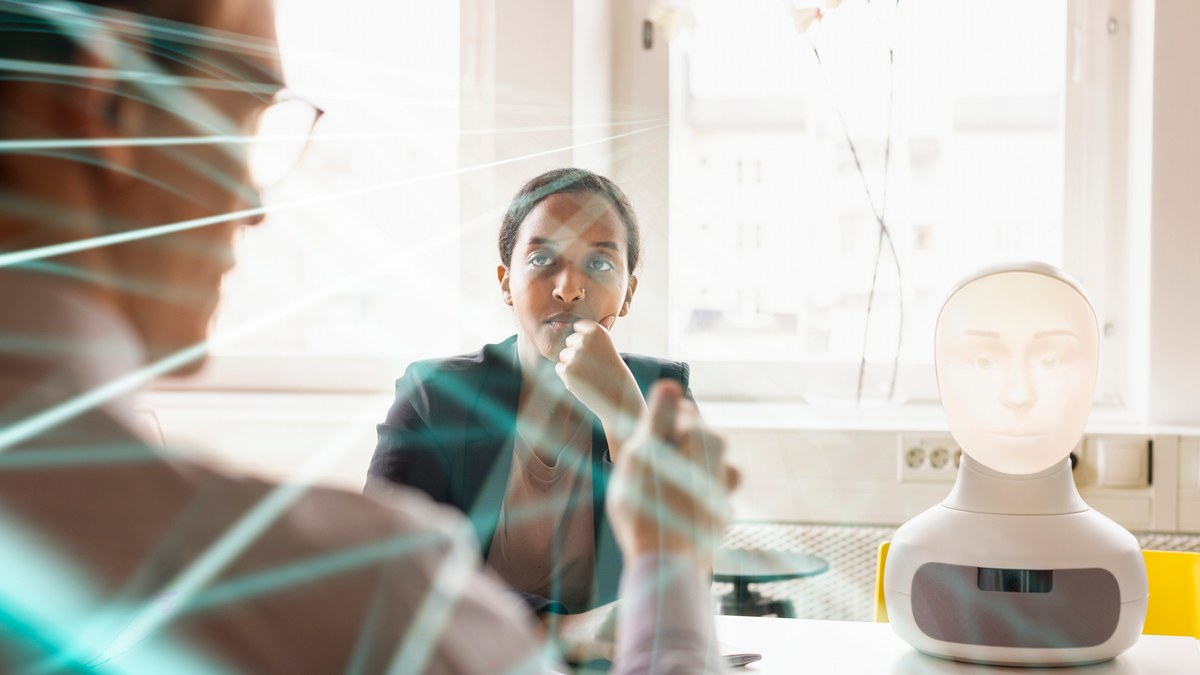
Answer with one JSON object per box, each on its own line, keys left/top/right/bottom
{"left": 935, "top": 271, "right": 1098, "bottom": 475}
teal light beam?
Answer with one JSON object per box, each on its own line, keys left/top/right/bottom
{"left": 0, "top": 130, "right": 670, "bottom": 661}
{"left": 0, "top": 122, "right": 666, "bottom": 270}
{"left": 182, "top": 531, "right": 446, "bottom": 615}
{"left": 0, "top": 504, "right": 238, "bottom": 675}
{"left": 0, "top": 202, "right": 487, "bottom": 453}
{"left": 92, "top": 138, "right": 673, "bottom": 641}
{"left": 383, "top": 522, "right": 479, "bottom": 675}
{"left": 14, "top": 0, "right": 280, "bottom": 58}
{"left": 86, "top": 398, "right": 389, "bottom": 665}
{"left": 0, "top": 57, "right": 280, "bottom": 92}
{"left": 0, "top": 117, "right": 665, "bottom": 152}
{"left": 0, "top": 122, "right": 668, "bottom": 454}
{"left": 0, "top": 342, "right": 208, "bottom": 453}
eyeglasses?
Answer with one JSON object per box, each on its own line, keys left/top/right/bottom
{"left": 5, "top": 1, "right": 323, "bottom": 190}
{"left": 247, "top": 91, "right": 324, "bottom": 190}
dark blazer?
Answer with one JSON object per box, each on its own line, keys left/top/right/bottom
{"left": 365, "top": 334, "right": 691, "bottom": 615}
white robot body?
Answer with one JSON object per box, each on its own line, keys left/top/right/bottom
{"left": 884, "top": 455, "right": 1148, "bottom": 666}
{"left": 885, "top": 262, "right": 1149, "bottom": 666}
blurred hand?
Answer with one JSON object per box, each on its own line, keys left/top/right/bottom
{"left": 606, "top": 380, "right": 739, "bottom": 569}
{"left": 539, "top": 601, "right": 618, "bottom": 664}
{"left": 556, "top": 317, "right": 646, "bottom": 456}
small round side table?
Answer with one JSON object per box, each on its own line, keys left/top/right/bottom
{"left": 713, "top": 547, "right": 829, "bottom": 618}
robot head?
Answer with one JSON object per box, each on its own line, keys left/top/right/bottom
{"left": 934, "top": 262, "right": 1099, "bottom": 475}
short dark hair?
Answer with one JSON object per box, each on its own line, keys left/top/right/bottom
{"left": 498, "top": 168, "right": 641, "bottom": 274}
{"left": 0, "top": 1, "right": 280, "bottom": 186}
{"left": 0, "top": 2, "right": 277, "bottom": 96}
{"left": 0, "top": 2, "right": 209, "bottom": 69}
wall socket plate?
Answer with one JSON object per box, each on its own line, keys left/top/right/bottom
{"left": 898, "top": 435, "right": 962, "bottom": 483}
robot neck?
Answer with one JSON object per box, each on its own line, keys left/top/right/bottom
{"left": 943, "top": 452, "right": 1088, "bottom": 515}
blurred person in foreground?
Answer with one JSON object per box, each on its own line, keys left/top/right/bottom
{"left": 0, "top": 1, "right": 735, "bottom": 673}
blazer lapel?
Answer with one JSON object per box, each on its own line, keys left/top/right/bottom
{"left": 462, "top": 337, "right": 521, "bottom": 555}
{"left": 590, "top": 409, "right": 622, "bottom": 605}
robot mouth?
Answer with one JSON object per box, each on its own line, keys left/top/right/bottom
{"left": 984, "top": 431, "right": 1049, "bottom": 439}
{"left": 983, "top": 432, "right": 1049, "bottom": 449}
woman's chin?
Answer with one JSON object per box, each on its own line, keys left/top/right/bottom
{"left": 524, "top": 336, "right": 564, "bottom": 365}
{"left": 529, "top": 332, "right": 564, "bottom": 357}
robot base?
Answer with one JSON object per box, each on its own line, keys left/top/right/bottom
{"left": 883, "top": 499, "right": 1148, "bottom": 667}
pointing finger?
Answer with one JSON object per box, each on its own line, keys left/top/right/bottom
{"left": 646, "top": 380, "right": 683, "bottom": 442}
{"left": 675, "top": 405, "right": 709, "bottom": 463}
{"left": 725, "top": 464, "right": 741, "bottom": 493}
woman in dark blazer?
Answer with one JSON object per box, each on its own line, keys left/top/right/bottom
{"left": 366, "top": 168, "right": 692, "bottom": 659}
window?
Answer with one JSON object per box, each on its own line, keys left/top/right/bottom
{"left": 173, "top": 0, "right": 462, "bottom": 391}
{"left": 167, "top": 0, "right": 1131, "bottom": 411}
{"left": 669, "top": 0, "right": 1076, "bottom": 405}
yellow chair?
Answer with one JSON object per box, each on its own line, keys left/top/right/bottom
{"left": 1142, "top": 550, "right": 1200, "bottom": 638}
{"left": 872, "top": 543, "right": 1200, "bottom": 639}
{"left": 873, "top": 541, "right": 890, "bottom": 623}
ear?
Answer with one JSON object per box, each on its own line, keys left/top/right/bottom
{"left": 618, "top": 274, "right": 637, "bottom": 317}
{"left": 498, "top": 265, "right": 513, "bottom": 307}
{"left": 74, "top": 54, "right": 144, "bottom": 187}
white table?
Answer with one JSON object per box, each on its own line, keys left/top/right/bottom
{"left": 716, "top": 616, "right": 1200, "bottom": 674}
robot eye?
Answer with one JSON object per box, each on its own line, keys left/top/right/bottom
{"left": 975, "top": 357, "right": 995, "bottom": 371}
{"left": 1039, "top": 357, "right": 1061, "bottom": 371}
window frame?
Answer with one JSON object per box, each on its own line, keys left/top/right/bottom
{"left": 159, "top": 0, "right": 1138, "bottom": 418}
{"left": 663, "top": 0, "right": 1136, "bottom": 413}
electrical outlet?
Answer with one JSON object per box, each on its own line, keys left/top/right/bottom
{"left": 898, "top": 435, "right": 961, "bottom": 483}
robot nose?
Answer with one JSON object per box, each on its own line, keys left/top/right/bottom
{"left": 1001, "top": 366, "right": 1037, "bottom": 409}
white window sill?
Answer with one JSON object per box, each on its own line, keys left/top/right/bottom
{"left": 696, "top": 399, "right": 1200, "bottom": 437}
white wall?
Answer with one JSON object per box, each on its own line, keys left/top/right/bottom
{"left": 1147, "top": 0, "right": 1200, "bottom": 426}
{"left": 1064, "top": 0, "right": 1200, "bottom": 427}
{"left": 143, "top": 389, "right": 1200, "bottom": 532}
{"left": 572, "top": 0, "right": 614, "bottom": 175}
{"left": 715, "top": 419, "right": 1195, "bottom": 532}
{"left": 145, "top": 393, "right": 392, "bottom": 493}
{"left": 609, "top": 0, "right": 670, "bottom": 358}
{"left": 459, "top": 0, "right": 577, "bottom": 353}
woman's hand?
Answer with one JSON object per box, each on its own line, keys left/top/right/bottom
{"left": 555, "top": 317, "right": 647, "bottom": 458}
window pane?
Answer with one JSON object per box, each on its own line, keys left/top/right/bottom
{"left": 209, "top": 0, "right": 460, "bottom": 370}
{"left": 669, "top": 0, "right": 1067, "bottom": 400}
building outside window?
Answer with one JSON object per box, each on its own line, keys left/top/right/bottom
{"left": 669, "top": 0, "right": 1071, "bottom": 406}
